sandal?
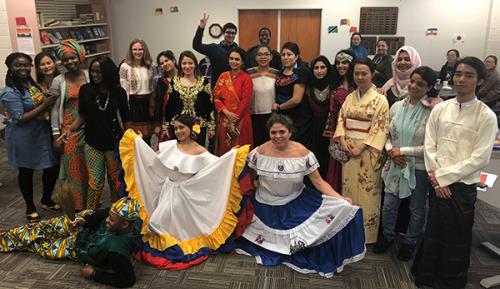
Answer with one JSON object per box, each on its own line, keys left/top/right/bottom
{"left": 26, "top": 212, "right": 41, "bottom": 223}
{"left": 42, "top": 203, "right": 62, "bottom": 212}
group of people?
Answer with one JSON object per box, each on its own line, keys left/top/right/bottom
{"left": 0, "top": 13, "right": 498, "bottom": 289}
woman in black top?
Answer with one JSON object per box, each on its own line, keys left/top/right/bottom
{"left": 60, "top": 57, "right": 130, "bottom": 208}
{"left": 273, "top": 42, "right": 311, "bottom": 145}
{"left": 438, "top": 49, "right": 459, "bottom": 84}
{"left": 164, "top": 50, "right": 215, "bottom": 147}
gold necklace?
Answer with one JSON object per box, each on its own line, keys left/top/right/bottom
{"left": 96, "top": 91, "right": 110, "bottom": 111}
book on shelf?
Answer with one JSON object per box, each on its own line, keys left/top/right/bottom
{"left": 54, "top": 31, "right": 64, "bottom": 40}
{"left": 40, "top": 31, "right": 50, "bottom": 45}
{"left": 44, "top": 19, "right": 59, "bottom": 27}
{"left": 61, "top": 31, "right": 71, "bottom": 39}
{"left": 47, "top": 32, "right": 60, "bottom": 44}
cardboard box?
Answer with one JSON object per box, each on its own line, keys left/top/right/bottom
{"left": 95, "top": 41, "right": 108, "bottom": 53}
{"left": 76, "top": 4, "right": 106, "bottom": 23}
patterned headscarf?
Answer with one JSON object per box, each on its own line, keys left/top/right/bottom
{"left": 55, "top": 39, "right": 86, "bottom": 62}
{"left": 110, "top": 197, "right": 140, "bottom": 221}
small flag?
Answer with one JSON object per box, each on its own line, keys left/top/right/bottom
{"left": 340, "top": 19, "right": 350, "bottom": 26}
{"left": 349, "top": 26, "right": 358, "bottom": 33}
{"left": 426, "top": 28, "right": 438, "bottom": 36}
{"left": 328, "top": 25, "right": 338, "bottom": 33}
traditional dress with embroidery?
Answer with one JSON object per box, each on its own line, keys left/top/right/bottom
{"left": 50, "top": 74, "right": 89, "bottom": 210}
{"left": 325, "top": 87, "right": 352, "bottom": 192}
{"left": 119, "top": 62, "right": 154, "bottom": 138}
{"left": 214, "top": 71, "right": 254, "bottom": 156}
{"left": 334, "top": 86, "right": 389, "bottom": 244}
{"left": 275, "top": 67, "right": 311, "bottom": 145}
{"left": 119, "top": 130, "right": 250, "bottom": 269}
{"left": 236, "top": 148, "right": 366, "bottom": 277}
{"left": 164, "top": 76, "right": 215, "bottom": 147}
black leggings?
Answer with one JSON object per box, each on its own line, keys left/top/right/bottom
{"left": 18, "top": 165, "right": 59, "bottom": 213}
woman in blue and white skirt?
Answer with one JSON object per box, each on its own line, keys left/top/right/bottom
{"left": 236, "top": 113, "right": 366, "bottom": 277}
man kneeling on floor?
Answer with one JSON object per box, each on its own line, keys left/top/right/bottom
{"left": 0, "top": 197, "right": 140, "bottom": 288}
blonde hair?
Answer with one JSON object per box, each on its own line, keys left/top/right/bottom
{"left": 125, "top": 39, "right": 153, "bottom": 68}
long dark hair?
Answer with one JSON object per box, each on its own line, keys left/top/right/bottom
{"left": 89, "top": 56, "right": 120, "bottom": 89}
{"left": 411, "top": 66, "right": 438, "bottom": 97}
{"left": 332, "top": 49, "right": 356, "bottom": 89}
{"left": 34, "top": 51, "right": 59, "bottom": 83}
{"left": 227, "top": 46, "right": 247, "bottom": 69}
{"left": 5, "top": 52, "right": 37, "bottom": 94}
{"left": 177, "top": 50, "right": 200, "bottom": 78}
{"left": 281, "top": 42, "right": 306, "bottom": 68}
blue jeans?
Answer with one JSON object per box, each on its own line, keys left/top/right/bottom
{"left": 381, "top": 169, "right": 430, "bottom": 246}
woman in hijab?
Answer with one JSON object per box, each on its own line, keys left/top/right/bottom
{"left": 50, "top": 39, "right": 89, "bottom": 211}
{"left": 305, "top": 55, "right": 334, "bottom": 179}
{"left": 382, "top": 46, "right": 422, "bottom": 107}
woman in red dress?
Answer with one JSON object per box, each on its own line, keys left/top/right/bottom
{"left": 214, "top": 47, "right": 253, "bottom": 156}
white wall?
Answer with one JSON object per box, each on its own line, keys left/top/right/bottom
{"left": 110, "top": 0, "right": 492, "bottom": 70}
{"left": 0, "top": 0, "right": 12, "bottom": 88}
{"left": 486, "top": 0, "right": 500, "bottom": 72}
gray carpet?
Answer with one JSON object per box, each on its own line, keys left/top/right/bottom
{"left": 1, "top": 143, "right": 500, "bottom": 289}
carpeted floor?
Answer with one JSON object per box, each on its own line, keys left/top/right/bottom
{"left": 1, "top": 142, "right": 500, "bottom": 289}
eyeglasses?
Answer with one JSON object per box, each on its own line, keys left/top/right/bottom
{"left": 225, "top": 31, "right": 236, "bottom": 35}
{"left": 256, "top": 53, "right": 271, "bottom": 57}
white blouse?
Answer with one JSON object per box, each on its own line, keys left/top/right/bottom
{"left": 247, "top": 148, "right": 319, "bottom": 205}
{"left": 119, "top": 62, "right": 154, "bottom": 96}
{"left": 250, "top": 73, "right": 276, "bottom": 114}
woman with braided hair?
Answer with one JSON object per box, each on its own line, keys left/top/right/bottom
{"left": 1, "top": 52, "right": 59, "bottom": 222}
{"left": 50, "top": 39, "right": 90, "bottom": 210}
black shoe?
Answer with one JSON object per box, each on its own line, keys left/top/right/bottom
{"left": 397, "top": 243, "right": 415, "bottom": 261}
{"left": 373, "top": 236, "right": 393, "bottom": 254}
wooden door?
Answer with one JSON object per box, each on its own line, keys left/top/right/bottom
{"left": 238, "top": 10, "right": 278, "bottom": 51}
{"left": 280, "top": 10, "right": 321, "bottom": 64}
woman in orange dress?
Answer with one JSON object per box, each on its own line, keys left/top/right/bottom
{"left": 214, "top": 47, "right": 253, "bottom": 156}
{"left": 50, "top": 39, "right": 89, "bottom": 210}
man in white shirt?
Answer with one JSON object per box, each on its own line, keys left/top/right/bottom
{"left": 412, "top": 57, "right": 498, "bottom": 289}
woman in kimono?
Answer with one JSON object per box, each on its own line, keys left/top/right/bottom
{"left": 236, "top": 113, "right": 365, "bottom": 277}
{"left": 120, "top": 114, "right": 249, "bottom": 269}
{"left": 334, "top": 57, "right": 389, "bottom": 244}
{"left": 214, "top": 46, "right": 253, "bottom": 156}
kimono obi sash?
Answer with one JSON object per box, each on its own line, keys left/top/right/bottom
{"left": 345, "top": 118, "right": 371, "bottom": 139}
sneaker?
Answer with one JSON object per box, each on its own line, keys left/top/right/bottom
{"left": 373, "top": 236, "right": 393, "bottom": 254}
{"left": 397, "top": 243, "right": 415, "bottom": 261}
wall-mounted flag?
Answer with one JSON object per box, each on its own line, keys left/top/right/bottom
{"left": 426, "top": 28, "right": 438, "bottom": 36}
{"left": 340, "top": 19, "right": 350, "bottom": 26}
{"left": 328, "top": 25, "right": 338, "bottom": 33}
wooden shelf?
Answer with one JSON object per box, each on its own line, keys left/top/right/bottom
{"left": 86, "top": 51, "right": 111, "bottom": 58}
{"left": 41, "top": 37, "right": 109, "bottom": 49}
{"left": 39, "top": 23, "right": 108, "bottom": 30}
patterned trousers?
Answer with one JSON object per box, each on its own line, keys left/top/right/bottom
{"left": 84, "top": 144, "right": 119, "bottom": 209}
{"left": 0, "top": 210, "right": 93, "bottom": 259}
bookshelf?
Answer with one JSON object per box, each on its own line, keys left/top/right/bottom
{"left": 35, "top": 1, "right": 113, "bottom": 59}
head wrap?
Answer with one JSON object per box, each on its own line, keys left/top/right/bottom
{"left": 382, "top": 45, "right": 422, "bottom": 98}
{"left": 55, "top": 39, "right": 86, "bottom": 62}
{"left": 335, "top": 52, "right": 354, "bottom": 63}
{"left": 110, "top": 197, "right": 140, "bottom": 221}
